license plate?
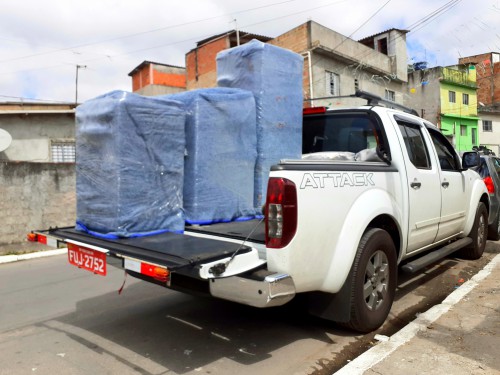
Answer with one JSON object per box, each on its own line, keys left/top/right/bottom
{"left": 67, "top": 243, "right": 107, "bottom": 276}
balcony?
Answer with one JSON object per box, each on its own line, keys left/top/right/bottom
{"left": 440, "top": 67, "right": 477, "bottom": 88}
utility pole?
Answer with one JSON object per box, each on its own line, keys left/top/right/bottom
{"left": 75, "top": 64, "right": 87, "bottom": 105}
{"left": 233, "top": 19, "right": 240, "bottom": 46}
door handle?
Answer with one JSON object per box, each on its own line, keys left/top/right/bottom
{"left": 442, "top": 181, "right": 449, "bottom": 188}
{"left": 410, "top": 181, "right": 421, "bottom": 189}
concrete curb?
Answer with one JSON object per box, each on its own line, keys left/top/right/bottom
{"left": 334, "top": 252, "right": 500, "bottom": 374}
{"left": 0, "top": 248, "right": 68, "bottom": 264}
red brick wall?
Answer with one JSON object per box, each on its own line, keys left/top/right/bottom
{"left": 132, "top": 72, "right": 141, "bottom": 92}
{"left": 459, "top": 54, "right": 500, "bottom": 105}
{"left": 153, "top": 70, "right": 186, "bottom": 88}
{"left": 494, "top": 62, "right": 500, "bottom": 103}
{"left": 184, "top": 25, "right": 310, "bottom": 100}
{"left": 131, "top": 64, "right": 186, "bottom": 92}
{"left": 131, "top": 65, "right": 152, "bottom": 92}
{"left": 268, "top": 23, "right": 309, "bottom": 53}
{"left": 186, "top": 37, "right": 229, "bottom": 90}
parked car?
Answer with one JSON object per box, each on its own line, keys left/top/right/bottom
{"left": 477, "top": 154, "right": 500, "bottom": 240}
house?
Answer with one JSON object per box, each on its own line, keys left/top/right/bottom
{"left": 185, "top": 30, "right": 272, "bottom": 90}
{"left": 0, "top": 101, "right": 76, "bottom": 245}
{"left": 143, "top": 21, "right": 409, "bottom": 107}
{"left": 0, "top": 102, "right": 76, "bottom": 162}
{"left": 269, "top": 22, "right": 409, "bottom": 107}
{"left": 406, "top": 65, "right": 479, "bottom": 152}
{"left": 459, "top": 52, "right": 500, "bottom": 154}
{"left": 128, "top": 61, "right": 187, "bottom": 96}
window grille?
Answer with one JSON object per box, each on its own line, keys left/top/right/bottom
{"left": 325, "top": 71, "right": 340, "bottom": 96}
{"left": 385, "top": 89, "right": 395, "bottom": 102}
{"left": 51, "top": 141, "right": 76, "bottom": 162}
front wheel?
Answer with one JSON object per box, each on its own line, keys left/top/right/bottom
{"left": 342, "top": 228, "right": 397, "bottom": 333}
{"left": 460, "top": 202, "right": 488, "bottom": 259}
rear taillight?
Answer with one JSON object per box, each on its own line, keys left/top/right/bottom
{"left": 265, "top": 177, "right": 297, "bottom": 249}
{"left": 484, "top": 176, "right": 495, "bottom": 194}
{"left": 303, "top": 106, "right": 327, "bottom": 115}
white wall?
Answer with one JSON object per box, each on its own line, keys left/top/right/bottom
{"left": 478, "top": 111, "right": 500, "bottom": 154}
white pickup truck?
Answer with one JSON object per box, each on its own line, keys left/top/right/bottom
{"left": 31, "top": 92, "right": 489, "bottom": 332}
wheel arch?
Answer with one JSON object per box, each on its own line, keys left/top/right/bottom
{"left": 319, "top": 189, "right": 402, "bottom": 294}
{"left": 367, "top": 214, "right": 401, "bottom": 261}
{"left": 463, "top": 189, "right": 490, "bottom": 237}
{"left": 308, "top": 225, "right": 398, "bottom": 329}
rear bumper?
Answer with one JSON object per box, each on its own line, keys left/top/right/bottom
{"left": 209, "top": 273, "right": 296, "bottom": 308}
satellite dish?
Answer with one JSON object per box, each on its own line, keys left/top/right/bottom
{"left": 0, "top": 128, "right": 12, "bottom": 152}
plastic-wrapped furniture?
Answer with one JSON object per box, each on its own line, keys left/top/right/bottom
{"left": 168, "top": 88, "right": 257, "bottom": 224}
{"left": 76, "top": 90, "right": 186, "bottom": 238}
{"left": 217, "top": 39, "right": 304, "bottom": 212}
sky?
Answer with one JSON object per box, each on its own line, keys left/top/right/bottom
{"left": 1, "top": 0, "right": 499, "bottom": 104}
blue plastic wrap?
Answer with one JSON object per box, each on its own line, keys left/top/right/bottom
{"left": 75, "top": 90, "right": 186, "bottom": 238}
{"left": 217, "top": 39, "right": 304, "bottom": 212}
{"left": 167, "top": 88, "right": 257, "bottom": 224}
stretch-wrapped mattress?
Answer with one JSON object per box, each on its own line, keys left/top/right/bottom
{"left": 75, "top": 90, "right": 186, "bottom": 238}
{"left": 168, "top": 88, "right": 257, "bottom": 224}
{"left": 217, "top": 39, "right": 304, "bottom": 212}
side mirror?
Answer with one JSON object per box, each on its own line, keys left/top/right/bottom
{"left": 462, "top": 151, "right": 480, "bottom": 169}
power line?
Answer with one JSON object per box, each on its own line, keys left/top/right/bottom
{"left": 0, "top": 0, "right": 297, "bottom": 65}
{"left": 1, "top": 0, "right": 351, "bottom": 76}
{"left": 409, "top": 0, "right": 464, "bottom": 34}
{"left": 307, "top": 0, "right": 472, "bottom": 91}
{"left": 345, "top": 0, "right": 466, "bottom": 66}
{"left": 322, "top": 0, "right": 393, "bottom": 54}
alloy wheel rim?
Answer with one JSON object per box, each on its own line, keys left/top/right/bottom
{"left": 363, "top": 250, "right": 389, "bottom": 311}
{"left": 478, "top": 213, "right": 486, "bottom": 247}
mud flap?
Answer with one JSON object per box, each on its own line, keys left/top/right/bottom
{"left": 306, "top": 269, "right": 353, "bottom": 322}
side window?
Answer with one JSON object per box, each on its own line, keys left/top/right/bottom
{"left": 397, "top": 122, "right": 430, "bottom": 169}
{"left": 428, "top": 128, "right": 460, "bottom": 171}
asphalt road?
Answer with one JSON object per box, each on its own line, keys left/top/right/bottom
{"left": 0, "top": 243, "right": 498, "bottom": 375}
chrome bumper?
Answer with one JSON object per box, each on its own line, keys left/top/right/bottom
{"left": 209, "top": 273, "right": 296, "bottom": 308}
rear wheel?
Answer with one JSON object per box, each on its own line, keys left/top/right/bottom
{"left": 342, "top": 228, "right": 397, "bottom": 333}
{"left": 460, "top": 202, "right": 488, "bottom": 259}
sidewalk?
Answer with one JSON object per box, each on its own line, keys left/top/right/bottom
{"left": 335, "top": 252, "right": 500, "bottom": 375}
{"left": 0, "top": 241, "right": 64, "bottom": 264}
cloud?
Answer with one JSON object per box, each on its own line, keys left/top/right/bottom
{"left": 0, "top": 0, "right": 498, "bottom": 103}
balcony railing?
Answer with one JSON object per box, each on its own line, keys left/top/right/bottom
{"left": 440, "top": 67, "right": 477, "bottom": 88}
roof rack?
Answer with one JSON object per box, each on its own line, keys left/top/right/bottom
{"left": 354, "top": 90, "right": 419, "bottom": 116}
{"left": 304, "top": 90, "right": 419, "bottom": 117}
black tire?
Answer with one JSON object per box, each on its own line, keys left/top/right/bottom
{"left": 460, "top": 202, "right": 488, "bottom": 259}
{"left": 487, "top": 211, "right": 500, "bottom": 241}
{"left": 342, "top": 228, "right": 397, "bottom": 333}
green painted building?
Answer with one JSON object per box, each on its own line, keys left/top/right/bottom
{"left": 406, "top": 65, "right": 479, "bottom": 152}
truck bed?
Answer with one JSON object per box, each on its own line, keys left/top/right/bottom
{"left": 46, "top": 219, "right": 265, "bottom": 272}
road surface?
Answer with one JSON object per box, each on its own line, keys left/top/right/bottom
{"left": 0, "top": 243, "right": 498, "bottom": 375}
